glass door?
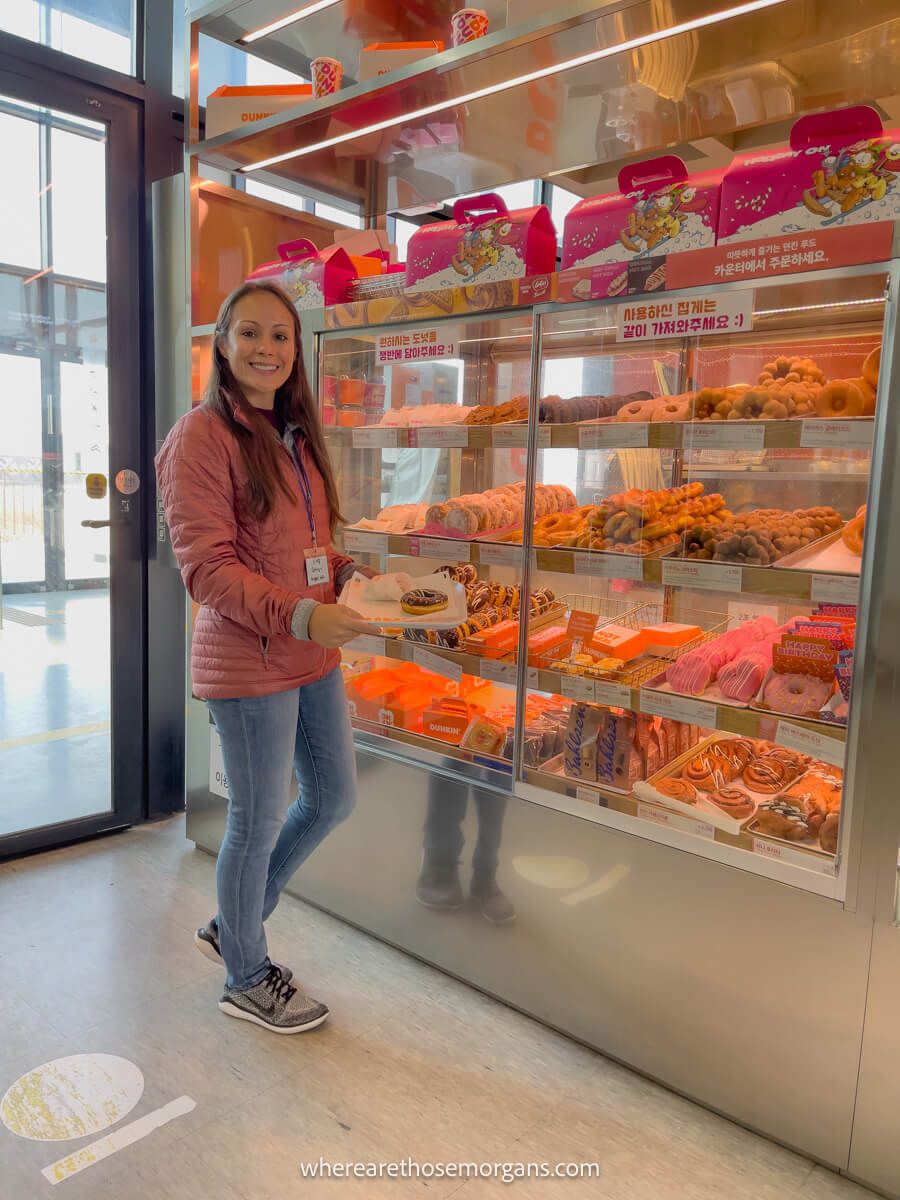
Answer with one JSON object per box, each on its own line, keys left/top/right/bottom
{"left": 0, "top": 66, "right": 143, "bottom": 853}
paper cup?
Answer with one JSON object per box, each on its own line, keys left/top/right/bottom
{"left": 312, "top": 56, "right": 343, "bottom": 97}
{"left": 451, "top": 7, "right": 489, "bottom": 46}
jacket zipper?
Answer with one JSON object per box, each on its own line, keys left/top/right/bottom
{"left": 255, "top": 558, "right": 271, "bottom": 669}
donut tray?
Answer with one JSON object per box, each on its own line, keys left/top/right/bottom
{"left": 771, "top": 528, "right": 861, "bottom": 575}
{"left": 634, "top": 733, "right": 839, "bottom": 845}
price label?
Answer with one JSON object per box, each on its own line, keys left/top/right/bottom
{"left": 775, "top": 720, "right": 844, "bottom": 767}
{"left": 491, "top": 425, "right": 551, "bottom": 449}
{"left": 477, "top": 541, "right": 522, "bottom": 566}
{"left": 352, "top": 427, "right": 398, "bottom": 449}
{"left": 727, "top": 600, "right": 780, "bottom": 628}
{"left": 593, "top": 680, "right": 632, "bottom": 709}
{"left": 689, "top": 422, "right": 765, "bottom": 450}
{"left": 408, "top": 536, "right": 471, "bottom": 562}
{"left": 526, "top": 668, "right": 540, "bottom": 689}
{"left": 345, "top": 634, "right": 386, "bottom": 656}
{"left": 663, "top": 560, "right": 742, "bottom": 593}
{"left": 412, "top": 646, "right": 463, "bottom": 683}
{"left": 578, "top": 423, "right": 648, "bottom": 449}
{"left": 572, "top": 550, "right": 644, "bottom": 581}
{"left": 801, "top": 419, "right": 874, "bottom": 450}
{"left": 560, "top": 674, "right": 596, "bottom": 702}
{"left": 480, "top": 658, "right": 517, "bottom": 687}
{"left": 637, "top": 803, "right": 716, "bottom": 840}
{"left": 343, "top": 529, "right": 389, "bottom": 555}
{"left": 377, "top": 708, "right": 395, "bottom": 727}
{"left": 576, "top": 785, "right": 599, "bottom": 805}
{"left": 811, "top": 574, "right": 859, "bottom": 606}
{"left": 640, "top": 688, "right": 717, "bottom": 728}
{"left": 408, "top": 426, "right": 470, "bottom": 448}
{"left": 752, "top": 838, "right": 837, "bottom": 875}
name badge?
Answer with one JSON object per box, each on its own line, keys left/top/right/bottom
{"left": 304, "top": 548, "right": 330, "bottom": 587}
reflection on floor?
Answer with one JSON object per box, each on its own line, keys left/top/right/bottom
{"left": 0, "top": 590, "right": 110, "bottom": 837}
{"left": 0, "top": 817, "right": 883, "bottom": 1200}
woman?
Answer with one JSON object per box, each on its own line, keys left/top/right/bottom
{"left": 156, "top": 280, "right": 374, "bottom": 1034}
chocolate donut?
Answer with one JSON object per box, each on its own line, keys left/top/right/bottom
{"left": 400, "top": 588, "right": 449, "bottom": 615}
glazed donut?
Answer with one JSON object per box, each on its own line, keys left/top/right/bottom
{"left": 850, "top": 376, "right": 877, "bottom": 416}
{"left": 815, "top": 380, "right": 865, "bottom": 419}
{"left": 709, "top": 787, "right": 755, "bottom": 820}
{"left": 863, "top": 346, "right": 880, "bottom": 390}
{"left": 819, "top": 812, "right": 840, "bottom": 853}
{"left": 650, "top": 395, "right": 693, "bottom": 422}
{"left": 683, "top": 752, "right": 732, "bottom": 791}
{"left": 762, "top": 672, "right": 832, "bottom": 717}
{"left": 841, "top": 509, "right": 865, "bottom": 556}
{"left": 743, "top": 757, "right": 792, "bottom": 794}
{"left": 656, "top": 778, "right": 698, "bottom": 805}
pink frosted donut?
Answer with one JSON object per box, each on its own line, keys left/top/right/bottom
{"left": 617, "top": 399, "right": 656, "bottom": 422}
{"left": 762, "top": 672, "right": 832, "bottom": 716}
{"left": 651, "top": 396, "right": 693, "bottom": 422}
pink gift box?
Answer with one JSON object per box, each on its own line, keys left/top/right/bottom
{"left": 405, "top": 192, "right": 556, "bottom": 292}
{"left": 718, "top": 106, "right": 900, "bottom": 244}
{"left": 562, "top": 156, "right": 721, "bottom": 271}
{"left": 248, "top": 238, "right": 357, "bottom": 310}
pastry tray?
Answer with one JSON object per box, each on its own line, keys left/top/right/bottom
{"left": 634, "top": 733, "right": 838, "bottom": 846}
{"left": 541, "top": 752, "right": 631, "bottom": 798}
{"left": 338, "top": 573, "right": 467, "bottom": 629}
{"left": 772, "top": 528, "right": 861, "bottom": 575}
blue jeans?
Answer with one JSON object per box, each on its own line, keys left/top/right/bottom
{"left": 423, "top": 773, "right": 506, "bottom": 882}
{"left": 207, "top": 667, "right": 357, "bottom": 990}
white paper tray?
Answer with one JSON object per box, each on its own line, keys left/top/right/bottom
{"left": 338, "top": 572, "right": 467, "bottom": 630}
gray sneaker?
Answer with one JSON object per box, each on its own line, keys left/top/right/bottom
{"left": 415, "top": 863, "right": 464, "bottom": 910}
{"left": 219, "top": 964, "right": 329, "bottom": 1034}
{"left": 472, "top": 879, "right": 516, "bottom": 925}
{"left": 195, "top": 919, "right": 292, "bottom": 982}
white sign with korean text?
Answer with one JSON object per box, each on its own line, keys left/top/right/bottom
{"left": 617, "top": 293, "right": 754, "bottom": 343}
{"left": 376, "top": 326, "right": 459, "bottom": 364}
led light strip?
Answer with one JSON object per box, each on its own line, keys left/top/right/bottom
{"left": 241, "top": 0, "right": 789, "bottom": 171}
{"left": 240, "top": 0, "right": 341, "bottom": 43}
{"left": 755, "top": 298, "right": 884, "bottom": 317}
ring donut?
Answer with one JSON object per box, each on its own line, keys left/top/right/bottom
{"left": 815, "top": 380, "right": 865, "bottom": 418}
{"left": 617, "top": 399, "right": 656, "bottom": 422}
{"left": 863, "top": 346, "right": 880, "bottom": 390}
{"left": 651, "top": 395, "right": 693, "bottom": 422}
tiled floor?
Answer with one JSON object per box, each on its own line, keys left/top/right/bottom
{"left": 0, "top": 817, "right": 883, "bottom": 1199}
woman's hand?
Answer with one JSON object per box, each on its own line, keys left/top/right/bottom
{"left": 308, "top": 603, "right": 375, "bottom": 648}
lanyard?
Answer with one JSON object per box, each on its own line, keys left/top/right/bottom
{"left": 285, "top": 435, "right": 318, "bottom": 548}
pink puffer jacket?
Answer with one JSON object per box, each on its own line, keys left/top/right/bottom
{"left": 155, "top": 403, "right": 353, "bottom": 699}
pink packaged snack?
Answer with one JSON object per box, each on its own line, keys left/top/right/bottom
{"left": 718, "top": 105, "right": 900, "bottom": 244}
{"left": 248, "top": 238, "right": 357, "bottom": 309}
{"left": 405, "top": 193, "right": 556, "bottom": 293}
{"left": 562, "top": 156, "right": 722, "bottom": 270}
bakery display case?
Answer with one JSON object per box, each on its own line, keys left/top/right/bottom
{"left": 311, "top": 265, "right": 886, "bottom": 900}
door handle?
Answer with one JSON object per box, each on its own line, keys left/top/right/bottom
{"left": 81, "top": 519, "right": 127, "bottom": 528}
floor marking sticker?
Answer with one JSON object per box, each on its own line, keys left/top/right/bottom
{"left": 1, "top": 1054, "right": 144, "bottom": 1142}
{"left": 41, "top": 1096, "right": 196, "bottom": 1185}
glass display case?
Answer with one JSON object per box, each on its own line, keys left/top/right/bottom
{"left": 314, "top": 265, "right": 888, "bottom": 900}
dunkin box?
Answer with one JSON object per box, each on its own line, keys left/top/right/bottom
{"left": 561, "top": 156, "right": 722, "bottom": 270}
{"left": 405, "top": 193, "right": 557, "bottom": 292}
{"left": 205, "top": 84, "right": 313, "bottom": 139}
{"left": 248, "top": 239, "right": 357, "bottom": 310}
{"left": 357, "top": 41, "right": 444, "bottom": 80}
{"left": 718, "top": 106, "right": 900, "bottom": 244}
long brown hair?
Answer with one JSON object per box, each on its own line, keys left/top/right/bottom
{"left": 204, "top": 280, "right": 344, "bottom": 533}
